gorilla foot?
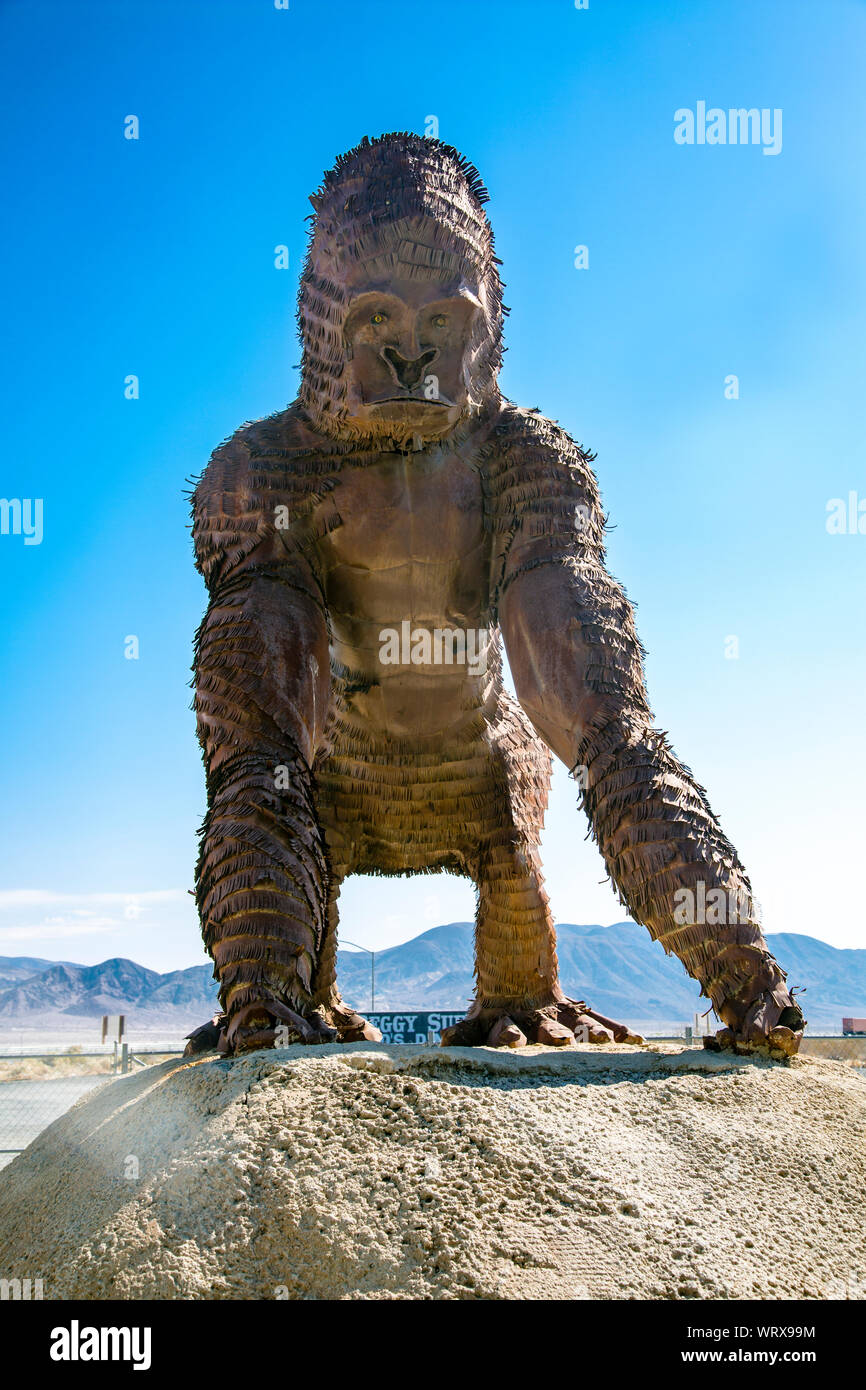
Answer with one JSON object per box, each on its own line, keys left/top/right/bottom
{"left": 440, "top": 998, "right": 644, "bottom": 1048}
{"left": 183, "top": 996, "right": 382, "bottom": 1056}
{"left": 226, "top": 999, "right": 342, "bottom": 1053}
{"left": 317, "top": 998, "right": 383, "bottom": 1044}
{"left": 183, "top": 999, "right": 336, "bottom": 1056}
{"left": 703, "top": 991, "right": 805, "bottom": 1058}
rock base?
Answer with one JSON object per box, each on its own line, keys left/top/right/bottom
{"left": 0, "top": 1044, "right": 863, "bottom": 1300}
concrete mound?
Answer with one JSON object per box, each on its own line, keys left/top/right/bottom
{"left": 0, "top": 1044, "right": 864, "bottom": 1300}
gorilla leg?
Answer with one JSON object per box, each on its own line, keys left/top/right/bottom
{"left": 441, "top": 699, "right": 643, "bottom": 1047}
{"left": 441, "top": 839, "right": 642, "bottom": 1048}
{"left": 189, "top": 573, "right": 337, "bottom": 1053}
{"left": 476, "top": 841, "right": 558, "bottom": 1012}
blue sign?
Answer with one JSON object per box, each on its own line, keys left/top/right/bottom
{"left": 366, "top": 1011, "right": 465, "bottom": 1043}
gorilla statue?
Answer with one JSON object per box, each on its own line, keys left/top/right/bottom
{"left": 185, "top": 133, "right": 804, "bottom": 1057}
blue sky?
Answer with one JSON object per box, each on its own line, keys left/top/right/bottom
{"left": 0, "top": 0, "right": 864, "bottom": 972}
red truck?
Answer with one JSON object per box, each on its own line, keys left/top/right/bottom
{"left": 842, "top": 1018, "right": 866, "bottom": 1036}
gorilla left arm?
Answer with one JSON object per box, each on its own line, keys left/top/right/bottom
{"left": 492, "top": 408, "right": 803, "bottom": 1048}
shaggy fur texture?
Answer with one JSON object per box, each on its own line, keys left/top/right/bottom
{"left": 189, "top": 134, "right": 803, "bottom": 1055}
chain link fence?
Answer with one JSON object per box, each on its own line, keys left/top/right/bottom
{"left": 0, "top": 1047, "right": 184, "bottom": 1170}
{"left": 798, "top": 1035, "right": 866, "bottom": 1064}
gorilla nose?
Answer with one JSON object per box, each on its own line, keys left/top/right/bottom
{"left": 381, "top": 345, "right": 438, "bottom": 391}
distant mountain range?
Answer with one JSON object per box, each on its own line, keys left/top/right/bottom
{"left": 0, "top": 957, "right": 217, "bottom": 1030}
{"left": 0, "top": 924, "right": 862, "bottom": 1033}
{"left": 333, "top": 923, "right": 866, "bottom": 1031}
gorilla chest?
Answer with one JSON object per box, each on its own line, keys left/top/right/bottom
{"left": 318, "top": 450, "right": 489, "bottom": 621}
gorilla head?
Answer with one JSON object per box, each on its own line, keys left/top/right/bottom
{"left": 298, "top": 133, "right": 505, "bottom": 448}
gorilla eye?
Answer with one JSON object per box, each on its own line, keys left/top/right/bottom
{"left": 370, "top": 312, "right": 386, "bottom": 325}
{"left": 431, "top": 314, "right": 447, "bottom": 327}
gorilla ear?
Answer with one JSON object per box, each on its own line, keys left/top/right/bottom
{"left": 309, "top": 193, "right": 323, "bottom": 213}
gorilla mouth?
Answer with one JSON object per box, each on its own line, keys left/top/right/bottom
{"left": 366, "top": 392, "right": 454, "bottom": 408}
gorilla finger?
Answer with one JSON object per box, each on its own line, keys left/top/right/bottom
{"left": 536, "top": 1018, "right": 574, "bottom": 1047}
{"left": 488, "top": 1016, "right": 527, "bottom": 1048}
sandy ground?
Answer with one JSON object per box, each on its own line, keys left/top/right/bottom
{"left": 0, "top": 1043, "right": 863, "bottom": 1301}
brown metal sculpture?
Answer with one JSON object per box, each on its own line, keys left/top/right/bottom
{"left": 185, "top": 134, "right": 805, "bottom": 1058}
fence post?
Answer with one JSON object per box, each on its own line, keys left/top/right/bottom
{"left": 121, "top": 1042, "right": 129, "bottom": 1075}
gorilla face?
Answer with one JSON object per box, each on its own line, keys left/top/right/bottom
{"left": 341, "top": 268, "right": 486, "bottom": 440}
{"left": 298, "top": 135, "right": 504, "bottom": 447}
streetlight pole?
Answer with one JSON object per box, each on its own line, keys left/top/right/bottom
{"left": 340, "top": 940, "right": 375, "bottom": 1013}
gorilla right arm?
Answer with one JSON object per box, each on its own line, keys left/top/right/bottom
{"left": 490, "top": 407, "right": 804, "bottom": 1052}
{"left": 191, "top": 425, "right": 334, "bottom": 1047}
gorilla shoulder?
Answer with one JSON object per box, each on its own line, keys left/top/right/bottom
{"left": 191, "top": 403, "right": 324, "bottom": 591}
{"left": 489, "top": 402, "right": 602, "bottom": 525}
{"left": 493, "top": 401, "right": 596, "bottom": 468}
